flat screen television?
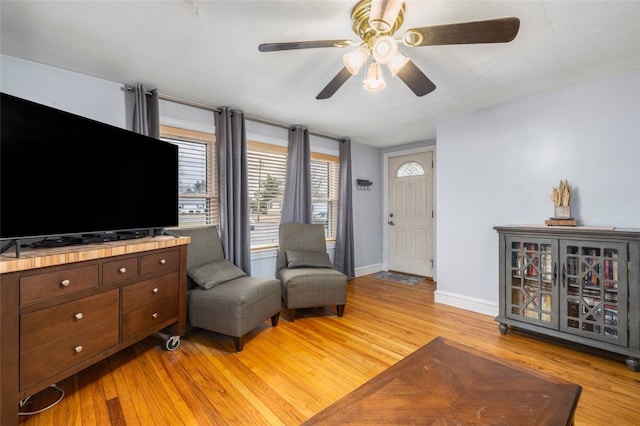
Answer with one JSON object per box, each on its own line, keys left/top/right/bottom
{"left": 0, "top": 92, "right": 178, "bottom": 249}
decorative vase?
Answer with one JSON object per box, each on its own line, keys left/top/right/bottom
{"left": 554, "top": 206, "right": 571, "bottom": 219}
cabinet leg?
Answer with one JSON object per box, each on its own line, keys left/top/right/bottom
{"left": 625, "top": 357, "right": 640, "bottom": 372}
{"left": 498, "top": 323, "right": 509, "bottom": 335}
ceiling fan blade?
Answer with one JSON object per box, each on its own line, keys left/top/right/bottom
{"left": 316, "top": 67, "right": 353, "bottom": 100}
{"left": 258, "top": 40, "right": 352, "bottom": 52}
{"left": 396, "top": 60, "right": 436, "bottom": 97}
{"left": 403, "top": 17, "right": 520, "bottom": 47}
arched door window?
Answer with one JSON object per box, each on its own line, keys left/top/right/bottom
{"left": 396, "top": 161, "right": 425, "bottom": 177}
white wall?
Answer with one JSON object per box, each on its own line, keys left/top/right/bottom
{"left": 435, "top": 70, "right": 640, "bottom": 316}
{"left": 159, "top": 99, "right": 216, "bottom": 133}
{"left": 352, "top": 142, "right": 383, "bottom": 276}
{"left": 1, "top": 54, "right": 126, "bottom": 127}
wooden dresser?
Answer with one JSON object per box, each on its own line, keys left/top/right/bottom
{"left": 0, "top": 236, "right": 190, "bottom": 426}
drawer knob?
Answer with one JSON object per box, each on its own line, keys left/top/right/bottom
{"left": 74, "top": 312, "right": 84, "bottom": 320}
{"left": 159, "top": 259, "right": 166, "bottom": 265}
{"left": 152, "top": 312, "right": 158, "bottom": 319}
{"left": 119, "top": 267, "right": 127, "bottom": 274}
{"left": 75, "top": 345, "right": 83, "bottom": 353}
{"left": 61, "top": 279, "right": 71, "bottom": 287}
{"left": 152, "top": 287, "right": 159, "bottom": 294}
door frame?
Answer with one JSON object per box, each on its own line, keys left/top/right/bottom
{"left": 382, "top": 145, "right": 437, "bottom": 278}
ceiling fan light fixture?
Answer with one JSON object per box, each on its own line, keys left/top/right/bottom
{"left": 369, "top": 0, "right": 405, "bottom": 33}
{"left": 387, "top": 52, "right": 410, "bottom": 76}
{"left": 343, "top": 47, "right": 370, "bottom": 75}
{"left": 372, "top": 35, "right": 398, "bottom": 64}
{"left": 363, "top": 62, "right": 386, "bottom": 91}
{"left": 402, "top": 29, "right": 424, "bottom": 47}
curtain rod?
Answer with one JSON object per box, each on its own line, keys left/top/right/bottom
{"left": 158, "top": 93, "right": 221, "bottom": 113}
{"left": 156, "top": 92, "right": 344, "bottom": 143}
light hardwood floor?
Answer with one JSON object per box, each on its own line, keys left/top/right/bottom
{"left": 18, "top": 275, "right": 640, "bottom": 425}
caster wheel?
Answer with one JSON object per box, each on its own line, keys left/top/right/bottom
{"left": 165, "top": 335, "right": 181, "bottom": 351}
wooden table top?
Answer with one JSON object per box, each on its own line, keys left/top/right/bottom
{"left": 0, "top": 236, "right": 191, "bottom": 274}
{"left": 303, "top": 336, "right": 582, "bottom": 425}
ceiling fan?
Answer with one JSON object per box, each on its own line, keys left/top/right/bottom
{"left": 258, "top": 0, "right": 520, "bottom": 99}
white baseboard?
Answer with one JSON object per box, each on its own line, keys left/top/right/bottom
{"left": 354, "top": 263, "right": 383, "bottom": 278}
{"left": 434, "top": 290, "right": 498, "bottom": 317}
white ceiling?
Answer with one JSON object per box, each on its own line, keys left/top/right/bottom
{"left": 1, "top": 1, "right": 639, "bottom": 148}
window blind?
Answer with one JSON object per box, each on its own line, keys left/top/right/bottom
{"left": 161, "top": 126, "right": 217, "bottom": 228}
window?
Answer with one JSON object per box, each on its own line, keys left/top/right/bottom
{"left": 310, "top": 152, "right": 339, "bottom": 241}
{"left": 247, "top": 141, "right": 339, "bottom": 249}
{"left": 160, "top": 125, "right": 217, "bottom": 227}
{"left": 247, "top": 141, "right": 286, "bottom": 248}
{"left": 397, "top": 161, "right": 425, "bottom": 177}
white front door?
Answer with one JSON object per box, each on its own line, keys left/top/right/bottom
{"left": 387, "top": 152, "right": 433, "bottom": 277}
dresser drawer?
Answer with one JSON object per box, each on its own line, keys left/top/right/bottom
{"left": 140, "top": 249, "right": 180, "bottom": 276}
{"left": 20, "top": 290, "right": 119, "bottom": 353}
{"left": 122, "top": 297, "right": 178, "bottom": 341}
{"left": 20, "top": 264, "right": 99, "bottom": 306}
{"left": 20, "top": 319, "right": 119, "bottom": 391}
{"left": 122, "top": 272, "right": 179, "bottom": 314}
{"left": 102, "top": 257, "right": 138, "bottom": 285}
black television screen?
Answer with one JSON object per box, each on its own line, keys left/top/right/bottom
{"left": 0, "top": 92, "right": 178, "bottom": 242}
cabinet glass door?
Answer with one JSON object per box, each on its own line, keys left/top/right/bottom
{"left": 560, "top": 240, "right": 628, "bottom": 346}
{"left": 506, "top": 237, "right": 558, "bottom": 328}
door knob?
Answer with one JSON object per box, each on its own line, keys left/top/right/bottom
{"left": 388, "top": 220, "right": 395, "bottom": 226}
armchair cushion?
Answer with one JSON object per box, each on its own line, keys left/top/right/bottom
{"left": 188, "top": 259, "right": 246, "bottom": 290}
{"left": 286, "top": 250, "right": 333, "bottom": 269}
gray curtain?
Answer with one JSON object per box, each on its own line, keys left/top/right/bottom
{"left": 215, "top": 107, "right": 251, "bottom": 274}
{"left": 129, "top": 84, "right": 159, "bottom": 138}
{"left": 334, "top": 138, "right": 355, "bottom": 278}
{"left": 281, "top": 126, "right": 312, "bottom": 224}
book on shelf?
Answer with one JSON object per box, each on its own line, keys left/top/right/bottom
{"left": 526, "top": 246, "right": 538, "bottom": 277}
{"left": 541, "top": 294, "right": 552, "bottom": 313}
{"left": 582, "top": 295, "right": 602, "bottom": 307}
{"left": 542, "top": 253, "right": 552, "bottom": 275}
{"left": 604, "top": 302, "right": 619, "bottom": 325}
{"left": 512, "top": 250, "right": 522, "bottom": 273}
{"left": 567, "top": 257, "right": 577, "bottom": 276}
{"left": 604, "top": 258, "right": 613, "bottom": 280}
{"left": 567, "top": 302, "right": 579, "bottom": 318}
{"left": 582, "top": 323, "right": 601, "bottom": 334}
{"left": 582, "top": 286, "right": 601, "bottom": 296}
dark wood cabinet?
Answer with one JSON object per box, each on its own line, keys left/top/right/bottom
{"left": 0, "top": 236, "right": 190, "bottom": 425}
{"left": 495, "top": 225, "right": 640, "bottom": 371}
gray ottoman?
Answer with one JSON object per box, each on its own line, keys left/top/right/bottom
{"left": 188, "top": 276, "right": 281, "bottom": 351}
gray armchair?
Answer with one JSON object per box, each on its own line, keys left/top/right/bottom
{"left": 172, "top": 225, "right": 281, "bottom": 352}
{"left": 277, "top": 224, "right": 348, "bottom": 321}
